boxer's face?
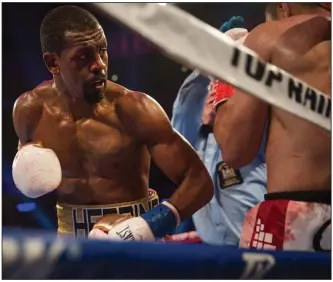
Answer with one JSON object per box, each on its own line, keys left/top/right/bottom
{"left": 58, "top": 27, "right": 108, "bottom": 104}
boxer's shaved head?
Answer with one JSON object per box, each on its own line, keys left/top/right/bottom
{"left": 40, "top": 5, "right": 100, "bottom": 54}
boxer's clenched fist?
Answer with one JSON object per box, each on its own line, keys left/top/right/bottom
{"left": 106, "top": 216, "right": 155, "bottom": 241}
{"left": 89, "top": 201, "right": 180, "bottom": 241}
{"left": 224, "top": 28, "right": 248, "bottom": 41}
{"left": 12, "top": 144, "right": 62, "bottom": 198}
{"left": 89, "top": 214, "right": 155, "bottom": 241}
{"left": 89, "top": 214, "right": 133, "bottom": 239}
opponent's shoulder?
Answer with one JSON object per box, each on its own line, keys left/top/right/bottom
{"left": 271, "top": 15, "right": 330, "bottom": 60}
{"left": 242, "top": 16, "right": 323, "bottom": 59}
{"left": 241, "top": 22, "right": 278, "bottom": 60}
{"left": 254, "top": 15, "right": 330, "bottom": 39}
{"left": 285, "top": 14, "right": 330, "bottom": 27}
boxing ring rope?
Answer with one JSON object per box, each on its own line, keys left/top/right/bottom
{"left": 3, "top": 228, "right": 331, "bottom": 279}
{"left": 93, "top": 3, "right": 331, "bottom": 132}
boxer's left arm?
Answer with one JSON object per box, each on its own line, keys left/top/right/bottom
{"left": 118, "top": 92, "right": 214, "bottom": 220}
{"left": 213, "top": 24, "right": 273, "bottom": 168}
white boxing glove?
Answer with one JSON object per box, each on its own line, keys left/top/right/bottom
{"left": 236, "top": 33, "right": 248, "bottom": 45}
{"left": 106, "top": 217, "right": 155, "bottom": 241}
{"left": 89, "top": 228, "right": 110, "bottom": 240}
{"left": 89, "top": 201, "right": 179, "bottom": 242}
{"left": 12, "top": 144, "right": 62, "bottom": 198}
{"left": 89, "top": 216, "right": 155, "bottom": 242}
{"left": 224, "top": 28, "right": 248, "bottom": 41}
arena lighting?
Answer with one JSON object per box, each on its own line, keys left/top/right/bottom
{"left": 158, "top": 3, "right": 167, "bottom": 6}
{"left": 111, "top": 74, "right": 119, "bottom": 82}
{"left": 16, "top": 202, "right": 36, "bottom": 212}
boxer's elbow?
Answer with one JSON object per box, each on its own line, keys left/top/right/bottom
{"left": 214, "top": 118, "right": 256, "bottom": 168}
{"left": 191, "top": 163, "right": 214, "bottom": 204}
{"left": 205, "top": 178, "right": 214, "bottom": 204}
{"left": 200, "top": 170, "right": 214, "bottom": 203}
{"left": 221, "top": 140, "right": 257, "bottom": 169}
{"left": 213, "top": 124, "right": 239, "bottom": 167}
{"left": 223, "top": 147, "right": 254, "bottom": 169}
{"left": 172, "top": 162, "right": 213, "bottom": 220}
{"left": 213, "top": 111, "right": 232, "bottom": 157}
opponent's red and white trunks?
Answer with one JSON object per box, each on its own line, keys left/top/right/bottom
{"left": 239, "top": 191, "right": 331, "bottom": 252}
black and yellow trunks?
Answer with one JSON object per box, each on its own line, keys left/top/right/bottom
{"left": 57, "top": 189, "right": 159, "bottom": 238}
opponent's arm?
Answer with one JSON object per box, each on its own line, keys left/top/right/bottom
{"left": 213, "top": 24, "right": 272, "bottom": 168}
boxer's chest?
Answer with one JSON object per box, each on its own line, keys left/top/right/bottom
{"left": 34, "top": 102, "right": 134, "bottom": 175}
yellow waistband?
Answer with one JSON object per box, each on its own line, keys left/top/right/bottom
{"left": 57, "top": 189, "right": 159, "bottom": 237}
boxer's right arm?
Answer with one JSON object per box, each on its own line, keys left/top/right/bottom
{"left": 12, "top": 91, "right": 62, "bottom": 198}
{"left": 13, "top": 90, "right": 43, "bottom": 146}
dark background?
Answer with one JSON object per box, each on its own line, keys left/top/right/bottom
{"left": 2, "top": 3, "right": 265, "bottom": 230}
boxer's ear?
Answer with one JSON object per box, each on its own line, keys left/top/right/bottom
{"left": 43, "top": 52, "right": 60, "bottom": 75}
{"left": 277, "top": 3, "right": 291, "bottom": 19}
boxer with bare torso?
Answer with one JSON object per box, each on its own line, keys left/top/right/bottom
{"left": 12, "top": 5, "right": 213, "bottom": 240}
{"left": 213, "top": 3, "right": 331, "bottom": 251}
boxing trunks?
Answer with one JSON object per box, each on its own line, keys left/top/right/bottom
{"left": 57, "top": 189, "right": 159, "bottom": 237}
{"left": 239, "top": 191, "right": 331, "bottom": 252}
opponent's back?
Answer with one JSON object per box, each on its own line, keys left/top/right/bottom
{"left": 266, "top": 15, "right": 331, "bottom": 192}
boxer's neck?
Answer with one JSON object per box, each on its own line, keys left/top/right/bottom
{"left": 53, "top": 79, "right": 94, "bottom": 120}
{"left": 53, "top": 76, "right": 80, "bottom": 101}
